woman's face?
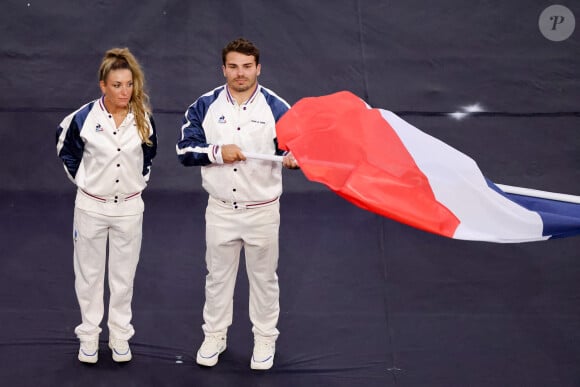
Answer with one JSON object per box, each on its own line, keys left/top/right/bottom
{"left": 100, "top": 68, "right": 133, "bottom": 111}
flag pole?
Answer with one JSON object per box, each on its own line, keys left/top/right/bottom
{"left": 497, "top": 184, "right": 580, "bottom": 204}
{"left": 243, "top": 152, "right": 284, "bottom": 162}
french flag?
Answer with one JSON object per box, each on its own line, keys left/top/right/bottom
{"left": 275, "top": 91, "right": 580, "bottom": 243}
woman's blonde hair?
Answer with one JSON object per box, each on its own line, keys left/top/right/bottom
{"left": 98, "top": 48, "right": 153, "bottom": 146}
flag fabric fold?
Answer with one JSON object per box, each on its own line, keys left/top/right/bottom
{"left": 276, "top": 91, "right": 580, "bottom": 243}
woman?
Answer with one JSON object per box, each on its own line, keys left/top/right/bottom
{"left": 56, "top": 48, "right": 157, "bottom": 364}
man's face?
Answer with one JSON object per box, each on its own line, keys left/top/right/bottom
{"left": 222, "top": 51, "right": 261, "bottom": 94}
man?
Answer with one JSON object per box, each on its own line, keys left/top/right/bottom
{"left": 176, "top": 37, "right": 298, "bottom": 370}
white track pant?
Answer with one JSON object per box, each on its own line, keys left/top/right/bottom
{"left": 202, "top": 197, "right": 280, "bottom": 342}
{"left": 73, "top": 208, "right": 142, "bottom": 342}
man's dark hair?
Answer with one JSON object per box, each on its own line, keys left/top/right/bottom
{"left": 222, "top": 37, "right": 260, "bottom": 65}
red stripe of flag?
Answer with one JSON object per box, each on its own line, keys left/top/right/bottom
{"left": 277, "top": 91, "right": 460, "bottom": 237}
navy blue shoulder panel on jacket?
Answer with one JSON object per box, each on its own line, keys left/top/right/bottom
{"left": 260, "top": 88, "right": 289, "bottom": 155}
{"left": 142, "top": 114, "right": 158, "bottom": 176}
{"left": 260, "top": 88, "right": 289, "bottom": 122}
{"left": 57, "top": 101, "right": 94, "bottom": 179}
{"left": 177, "top": 87, "right": 224, "bottom": 166}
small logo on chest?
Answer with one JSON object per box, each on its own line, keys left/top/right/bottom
{"left": 251, "top": 119, "right": 266, "bottom": 125}
{"left": 218, "top": 115, "right": 227, "bottom": 124}
{"left": 95, "top": 123, "right": 103, "bottom": 132}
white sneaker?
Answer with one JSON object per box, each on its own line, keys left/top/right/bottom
{"left": 196, "top": 335, "right": 226, "bottom": 367}
{"left": 78, "top": 340, "right": 99, "bottom": 364}
{"left": 109, "top": 337, "right": 132, "bottom": 362}
{"left": 251, "top": 340, "right": 275, "bottom": 370}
